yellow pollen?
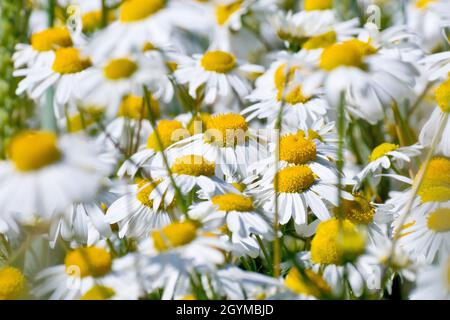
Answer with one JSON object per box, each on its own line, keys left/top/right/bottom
{"left": 201, "top": 51, "right": 236, "bottom": 73}
{"left": 119, "top": 0, "right": 165, "bottom": 23}
{"left": 277, "top": 85, "right": 310, "bottom": 105}
{"left": 171, "top": 155, "right": 215, "bottom": 177}
{"left": 152, "top": 221, "right": 198, "bottom": 251}
{"left": 52, "top": 47, "right": 92, "bottom": 74}
{"left": 427, "top": 208, "right": 450, "bottom": 232}
{"left": 284, "top": 268, "right": 331, "bottom": 298}
{"left": 320, "top": 39, "right": 376, "bottom": 71}
{"left": 0, "top": 267, "right": 27, "bottom": 300}
{"left": 136, "top": 179, "right": 160, "bottom": 207}
{"left": 31, "top": 27, "right": 73, "bottom": 52}
{"left": 340, "top": 194, "right": 375, "bottom": 225}
{"left": 211, "top": 193, "right": 254, "bottom": 212}
{"left": 303, "top": 31, "right": 337, "bottom": 50}
{"left": 9, "top": 131, "right": 61, "bottom": 172}
{"left": 415, "top": 0, "right": 437, "bottom": 9}
{"left": 103, "top": 58, "right": 138, "bottom": 80}
{"left": 64, "top": 247, "right": 112, "bottom": 278}
{"left": 81, "top": 285, "right": 115, "bottom": 300}
{"left": 304, "top": 0, "right": 334, "bottom": 11}
{"left": 369, "top": 143, "right": 399, "bottom": 162}
{"left": 275, "top": 165, "right": 316, "bottom": 193}
{"left": 118, "top": 95, "right": 160, "bottom": 120}
{"left": 311, "top": 218, "right": 363, "bottom": 265}
{"left": 279, "top": 131, "right": 317, "bottom": 165}
{"left": 215, "top": 0, "right": 243, "bottom": 26}
{"left": 435, "top": 78, "right": 450, "bottom": 113}
{"left": 205, "top": 113, "right": 248, "bottom": 147}
{"left": 417, "top": 157, "right": 450, "bottom": 203}
{"left": 147, "top": 120, "right": 187, "bottom": 151}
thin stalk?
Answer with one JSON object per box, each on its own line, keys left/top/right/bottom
{"left": 101, "top": 0, "right": 108, "bottom": 28}
{"left": 336, "top": 92, "right": 346, "bottom": 219}
{"left": 43, "top": 0, "right": 57, "bottom": 132}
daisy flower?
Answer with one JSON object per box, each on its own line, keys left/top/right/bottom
{"left": 243, "top": 61, "right": 330, "bottom": 131}
{"left": 355, "top": 142, "right": 422, "bottom": 186}
{"left": 31, "top": 246, "right": 114, "bottom": 300}
{"left": 189, "top": 192, "right": 273, "bottom": 258}
{"left": 14, "top": 47, "right": 93, "bottom": 117}
{"left": 0, "top": 266, "right": 28, "bottom": 300}
{"left": 0, "top": 131, "right": 108, "bottom": 222}
{"left": 172, "top": 50, "right": 264, "bottom": 105}
{"left": 303, "top": 39, "right": 418, "bottom": 124}
{"left": 169, "top": 113, "right": 268, "bottom": 179}
{"left": 105, "top": 179, "right": 177, "bottom": 239}
{"left": 410, "top": 253, "right": 450, "bottom": 300}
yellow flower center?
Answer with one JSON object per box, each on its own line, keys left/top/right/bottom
{"left": 152, "top": 221, "right": 198, "bottom": 251}
{"left": 311, "top": 218, "right": 364, "bottom": 265}
{"left": 201, "top": 51, "right": 236, "bottom": 73}
{"left": 136, "top": 179, "right": 160, "bottom": 207}
{"left": 277, "top": 85, "right": 310, "bottom": 105}
{"left": 303, "top": 31, "right": 337, "bottom": 50}
{"left": 415, "top": 0, "right": 437, "bottom": 9}
{"left": 340, "top": 194, "right": 375, "bottom": 225}
{"left": 304, "top": 0, "right": 334, "bottom": 11}
{"left": 9, "top": 131, "right": 61, "bottom": 172}
{"left": 31, "top": 27, "right": 73, "bottom": 52}
{"left": 279, "top": 131, "right": 317, "bottom": 165}
{"left": 82, "top": 10, "right": 115, "bottom": 33}
{"left": 64, "top": 247, "right": 112, "bottom": 278}
{"left": 119, "top": 0, "right": 165, "bottom": 23}
{"left": 215, "top": 0, "right": 243, "bottom": 26}
{"left": 171, "top": 155, "right": 215, "bottom": 177}
{"left": 320, "top": 39, "right": 376, "bottom": 71}
{"left": 118, "top": 95, "right": 160, "bottom": 120}
{"left": 369, "top": 143, "right": 399, "bottom": 162}
{"left": 205, "top": 113, "right": 248, "bottom": 147}
{"left": 275, "top": 165, "right": 316, "bottom": 193}
{"left": 427, "top": 208, "right": 450, "bottom": 233}
{"left": 284, "top": 268, "right": 331, "bottom": 298}
{"left": 211, "top": 193, "right": 254, "bottom": 212}
{"left": 103, "top": 58, "right": 138, "bottom": 80}
{"left": 81, "top": 285, "right": 115, "bottom": 300}
{"left": 52, "top": 47, "right": 92, "bottom": 74}
{"left": 274, "top": 64, "right": 299, "bottom": 91}
{"left": 436, "top": 78, "right": 450, "bottom": 113}
{"left": 67, "top": 108, "right": 103, "bottom": 133}
{"left": 418, "top": 157, "right": 450, "bottom": 203}
{"left": 0, "top": 267, "right": 27, "bottom": 300}
{"left": 147, "top": 120, "right": 187, "bottom": 151}
{"left": 187, "top": 113, "right": 211, "bottom": 135}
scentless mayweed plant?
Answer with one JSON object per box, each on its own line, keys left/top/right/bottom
{"left": 0, "top": 0, "right": 449, "bottom": 301}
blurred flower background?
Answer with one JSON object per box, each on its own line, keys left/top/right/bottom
{"left": 0, "top": 0, "right": 449, "bottom": 300}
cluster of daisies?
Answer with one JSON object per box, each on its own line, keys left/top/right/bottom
{"left": 0, "top": 0, "right": 449, "bottom": 300}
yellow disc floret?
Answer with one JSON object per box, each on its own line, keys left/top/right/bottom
{"left": 119, "top": 0, "right": 165, "bottom": 23}
{"left": 147, "top": 120, "right": 187, "bottom": 151}
{"left": 152, "top": 221, "right": 198, "bottom": 251}
{"left": 0, "top": 267, "right": 27, "bottom": 300}
{"left": 103, "top": 58, "right": 138, "bottom": 80}
{"left": 369, "top": 143, "right": 399, "bottom": 162}
{"left": 340, "top": 194, "right": 375, "bottom": 225}
{"left": 418, "top": 157, "right": 450, "bottom": 203}
{"left": 64, "top": 247, "right": 112, "bottom": 278}
{"left": 31, "top": 27, "right": 73, "bottom": 52}
{"left": 320, "top": 39, "right": 375, "bottom": 71}
{"left": 212, "top": 193, "right": 254, "bottom": 212}
{"left": 436, "top": 78, "right": 450, "bottom": 113}
{"left": 274, "top": 64, "right": 299, "bottom": 91}
{"left": 205, "top": 113, "right": 248, "bottom": 147}
{"left": 9, "top": 131, "right": 61, "bottom": 172}
{"left": 275, "top": 165, "right": 316, "bottom": 193}
{"left": 415, "top": 0, "right": 437, "bottom": 9}
{"left": 201, "top": 51, "right": 236, "bottom": 73}
{"left": 304, "top": 0, "right": 334, "bottom": 11}
{"left": 171, "top": 155, "right": 215, "bottom": 177}
{"left": 279, "top": 131, "right": 317, "bottom": 165}
{"left": 427, "top": 208, "right": 450, "bottom": 233}
{"left": 118, "top": 95, "right": 160, "bottom": 120}
{"left": 311, "top": 218, "right": 364, "bottom": 265}
{"left": 284, "top": 268, "right": 331, "bottom": 298}
{"left": 52, "top": 47, "right": 92, "bottom": 74}
{"left": 81, "top": 285, "right": 115, "bottom": 300}
{"left": 303, "top": 31, "right": 337, "bottom": 50}
{"left": 215, "top": 0, "right": 243, "bottom": 26}
{"left": 277, "top": 85, "right": 310, "bottom": 105}
{"left": 136, "top": 179, "right": 160, "bottom": 207}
